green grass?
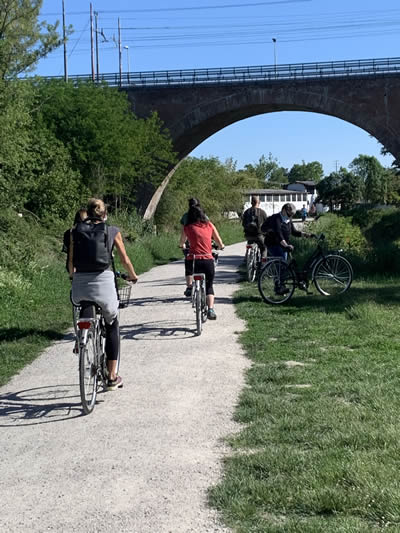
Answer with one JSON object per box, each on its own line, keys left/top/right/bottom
{"left": 210, "top": 275, "right": 400, "bottom": 532}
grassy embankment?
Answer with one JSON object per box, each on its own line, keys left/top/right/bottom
{"left": 210, "top": 235, "right": 400, "bottom": 532}
{"left": 0, "top": 211, "right": 243, "bottom": 386}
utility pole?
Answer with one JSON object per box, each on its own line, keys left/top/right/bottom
{"left": 94, "top": 10, "right": 99, "bottom": 80}
{"left": 62, "top": 0, "right": 68, "bottom": 81}
{"left": 272, "top": 38, "right": 277, "bottom": 77}
{"left": 90, "top": 3, "right": 95, "bottom": 81}
{"left": 118, "top": 17, "right": 122, "bottom": 86}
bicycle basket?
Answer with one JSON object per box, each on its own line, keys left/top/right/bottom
{"left": 118, "top": 284, "right": 132, "bottom": 308}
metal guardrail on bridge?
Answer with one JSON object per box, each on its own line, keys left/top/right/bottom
{"left": 41, "top": 57, "right": 400, "bottom": 88}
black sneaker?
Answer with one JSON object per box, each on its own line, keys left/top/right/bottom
{"left": 275, "top": 285, "right": 289, "bottom": 296}
{"left": 184, "top": 287, "right": 192, "bottom": 297}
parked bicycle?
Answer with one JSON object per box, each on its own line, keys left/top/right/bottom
{"left": 72, "top": 272, "right": 132, "bottom": 414}
{"left": 258, "top": 234, "right": 353, "bottom": 304}
{"left": 191, "top": 255, "right": 208, "bottom": 336}
{"left": 245, "top": 241, "right": 265, "bottom": 282}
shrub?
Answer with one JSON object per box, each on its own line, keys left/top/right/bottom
{"left": 311, "top": 213, "right": 367, "bottom": 254}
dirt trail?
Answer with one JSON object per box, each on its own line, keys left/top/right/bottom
{"left": 0, "top": 242, "right": 249, "bottom": 533}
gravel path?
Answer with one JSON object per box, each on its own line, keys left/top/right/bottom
{"left": 0, "top": 242, "right": 250, "bottom": 533}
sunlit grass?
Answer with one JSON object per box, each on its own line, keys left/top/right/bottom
{"left": 210, "top": 277, "right": 400, "bottom": 532}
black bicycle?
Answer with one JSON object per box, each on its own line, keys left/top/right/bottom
{"left": 258, "top": 234, "right": 353, "bottom": 304}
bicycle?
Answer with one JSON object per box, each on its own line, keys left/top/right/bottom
{"left": 245, "top": 241, "right": 261, "bottom": 282}
{"left": 258, "top": 234, "right": 353, "bottom": 304}
{"left": 72, "top": 272, "right": 132, "bottom": 414}
{"left": 191, "top": 255, "right": 208, "bottom": 336}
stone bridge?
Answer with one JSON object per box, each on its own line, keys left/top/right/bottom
{"left": 120, "top": 57, "right": 400, "bottom": 164}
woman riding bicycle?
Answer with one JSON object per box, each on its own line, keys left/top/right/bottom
{"left": 180, "top": 205, "right": 224, "bottom": 320}
{"left": 68, "top": 198, "right": 138, "bottom": 391}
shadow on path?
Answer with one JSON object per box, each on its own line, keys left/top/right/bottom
{"left": 0, "top": 385, "right": 84, "bottom": 426}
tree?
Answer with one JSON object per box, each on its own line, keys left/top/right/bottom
{"left": 317, "top": 167, "right": 363, "bottom": 211}
{"left": 0, "top": 0, "right": 65, "bottom": 79}
{"left": 36, "top": 80, "right": 176, "bottom": 212}
{"left": 156, "top": 156, "right": 243, "bottom": 229}
{"left": 288, "top": 161, "right": 324, "bottom": 184}
{"left": 240, "top": 154, "right": 288, "bottom": 189}
{"left": 349, "top": 155, "right": 386, "bottom": 204}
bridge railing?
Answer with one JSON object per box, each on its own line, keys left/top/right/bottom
{"left": 40, "top": 57, "right": 400, "bottom": 88}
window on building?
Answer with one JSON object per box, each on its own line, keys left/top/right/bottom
{"left": 266, "top": 195, "right": 272, "bottom": 201}
{"left": 260, "top": 195, "right": 266, "bottom": 202}
{"left": 303, "top": 194, "right": 307, "bottom": 201}
{"left": 280, "top": 194, "right": 286, "bottom": 202}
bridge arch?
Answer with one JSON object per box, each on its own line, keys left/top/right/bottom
{"left": 128, "top": 76, "right": 400, "bottom": 164}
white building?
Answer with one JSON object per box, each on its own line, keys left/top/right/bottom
{"left": 243, "top": 181, "right": 328, "bottom": 216}
{"left": 242, "top": 188, "right": 309, "bottom": 216}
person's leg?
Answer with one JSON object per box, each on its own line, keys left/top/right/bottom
{"left": 184, "top": 257, "right": 193, "bottom": 296}
{"left": 105, "top": 319, "right": 119, "bottom": 381}
{"left": 200, "top": 260, "right": 217, "bottom": 319}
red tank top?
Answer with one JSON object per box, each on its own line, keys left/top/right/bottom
{"left": 185, "top": 222, "right": 213, "bottom": 260}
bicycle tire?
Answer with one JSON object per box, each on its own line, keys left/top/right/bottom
{"left": 195, "top": 285, "right": 202, "bottom": 336}
{"left": 313, "top": 255, "right": 353, "bottom": 296}
{"left": 246, "top": 248, "right": 257, "bottom": 282}
{"left": 258, "top": 258, "right": 296, "bottom": 304}
{"left": 79, "top": 330, "right": 98, "bottom": 415}
{"left": 201, "top": 284, "right": 208, "bottom": 323}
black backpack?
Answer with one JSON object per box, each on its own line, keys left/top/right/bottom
{"left": 72, "top": 218, "right": 112, "bottom": 272}
{"left": 244, "top": 208, "right": 260, "bottom": 236}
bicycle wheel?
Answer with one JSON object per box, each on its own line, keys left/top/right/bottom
{"left": 195, "top": 285, "right": 202, "bottom": 336}
{"left": 246, "top": 248, "right": 257, "bottom": 282}
{"left": 258, "top": 258, "right": 296, "bottom": 304}
{"left": 313, "top": 255, "right": 353, "bottom": 296}
{"left": 79, "top": 330, "right": 98, "bottom": 415}
{"left": 201, "top": 284, "right": 208, "bottom": 323}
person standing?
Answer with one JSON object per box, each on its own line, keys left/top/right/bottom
{"left": 262, "top": 202, "right": 313, "bottom": 294}
{"left": 242, "top": 195, "right": 268, "bottom": 258}
{"left": 301, "top": 204, "right": 308, "bottom": 222}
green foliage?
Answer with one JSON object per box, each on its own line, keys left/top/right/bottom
{"left": 311, "top": 213, "right": 367, "bottom": 254}
{"left": 0, "top": 0, "right": 65, "bottom": 79}
{"left": 350, "top": 154, "right": 386, "bottom": 204}
{"left": 317, "top": 167, "right": 363, "bottom": 210}
{"left": 240, "top": 153, "right": 288, "bottom": 188}
{"left": 36, "top": 80, "right": 176, "bottom": 212}
{"left": 156, "top": 156, "right": 243, "bottom": 229}
{"left": 288, "top": 160, "right": 324, "bottom": 183}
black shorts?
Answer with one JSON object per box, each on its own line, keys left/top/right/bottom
{"left": 184, "top": 258, "right": 215, "bottom": 295}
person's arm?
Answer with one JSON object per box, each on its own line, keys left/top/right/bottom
{"left": 179, "top": 226, "right": 187, "bottom": 248}
{"left": 68, "top": 233, "right": 74, "bottom": 279}
{"left": 291, "top": 221, "right": 303, "bottom": 238}
{"left": 113, "top": 232, "right": 138, "bottom": 282}
{"left": 210, "top": 223, "right": 224, "bottom": 249}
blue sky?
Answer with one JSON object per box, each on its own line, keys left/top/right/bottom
{"left": 36, "top": 0, "right": 399, "bottom": 174}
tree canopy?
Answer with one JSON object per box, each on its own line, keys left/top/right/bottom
{"left": 0, "top": 0, "right": 65, "bottom": 79}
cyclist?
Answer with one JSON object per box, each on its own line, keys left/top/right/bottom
{"left": 179, "top": 205, "right": 224, "bottom": 320}
{"left": 180, "top": 197, "right": 208, "bottom": 297}
{"left": 262, "top": 202, "right": 313, "bottom": 294}
{"left": 68, "top": 198, "right": 138, "bottom": 391}
{"left": 242, "top": 195, "right": 268, "bottom": 259}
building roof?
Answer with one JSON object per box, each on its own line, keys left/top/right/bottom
{"left": 242, "top": 189, "right": 295, "bottom": 195}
